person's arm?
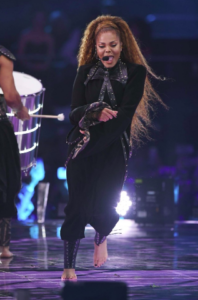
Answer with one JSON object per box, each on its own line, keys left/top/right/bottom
{"left": 77, "top": 64, "right": 146, "bottom": 157}
{"left": 101, "top": 64, "right": 147, "bottom": 137}
{"left": 0, "top": 55, "right": 30, "bottom": 120}
{"left": 69, "top": 65, "right": 118, "bottom": 125}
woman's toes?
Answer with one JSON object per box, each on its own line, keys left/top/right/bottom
{"left": 61, "top": 269, "right": 77, "bottom": 281}
{"left": 61, "top": 275, "right": 77, "bottom": 281}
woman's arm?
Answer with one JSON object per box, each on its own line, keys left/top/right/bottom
{"left": 69, "top": 66, "right": 90, "bottom": 125}
{"left": 100, "top": 64, "right": 146, "bottom": 137}
{"left": 77, "top": 64, "right": 146, "bottom": 157}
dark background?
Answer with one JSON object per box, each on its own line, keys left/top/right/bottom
{"left": 1, "top": 0, "right": 198, "bottom": 220}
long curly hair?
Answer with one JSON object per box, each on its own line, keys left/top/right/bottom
{"left": 78, "top": 15, "right": 166, "bottom": 147}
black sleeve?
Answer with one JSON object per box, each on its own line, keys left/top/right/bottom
{"left": 77, "top": 64, "right": 146, "bottom": 157}
{"left": 69, "top": 66, "right": 89, "bottom": 125}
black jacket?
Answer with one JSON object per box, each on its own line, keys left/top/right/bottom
{"left": 67, "top": 61, "right": 146, "bottom": 159}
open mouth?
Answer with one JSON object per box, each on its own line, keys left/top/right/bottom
{"left": 106, "top": 56, "right": 114, "bottom": 63}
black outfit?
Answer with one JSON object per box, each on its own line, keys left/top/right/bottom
{"left": 0, "top": 118, "right": 21, "bottom": 218}
{"left": 0, "top": 46, "right": 21, "bottom": 246}
{"left": 61, "top": 60, "right": 146, "bottom": 242}
{"left": 63, "top": 232, "right": 106, "bottom": 269}
{"left": 63, "top": 239, "right": 80, "bottom": 269}
{"left": 0, "top": 218, "right": 11, "bottom": 247}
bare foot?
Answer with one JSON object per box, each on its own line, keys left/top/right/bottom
{"left": 94, "top": 238, "right": 108, "bottom": 267}
{"left": 61, "top": 269, "right": 77, "bottom": 281}
{"left": 0, "top": 247, "right": 13, "bottom": 259}
{"left": 0, "top": 257, "right": 13, "bottom": 268}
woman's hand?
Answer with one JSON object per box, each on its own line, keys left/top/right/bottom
{"left": 98, "top": 108, "right": 118, "bottom": 122}
{"left": 79, "top": 130, "right": 88, "bottom": 142}
{"left": 79, "top": 108, "right": 118, "bottom": 134}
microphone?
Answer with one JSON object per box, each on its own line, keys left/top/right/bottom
{"left": 102, "top": 56, "right": 110, "bottom": 61}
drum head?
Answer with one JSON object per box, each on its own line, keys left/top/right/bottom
{"left": 0, "top": 71, "right": 43, "bottom": 96}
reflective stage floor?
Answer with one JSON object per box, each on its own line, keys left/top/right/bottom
{"left": 0, "top": 219, "right": 198, "bottom": 299}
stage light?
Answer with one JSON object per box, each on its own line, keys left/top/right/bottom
{"left": 57, "top": 226, "right": 61, "bottom": 239}
{"left": 146, "top": 14, "right": 156, "bottom": 23}
{"left": 57, "top": 167, "right": 68, "bottom": 191}
{"left": 29, "top": 224, "right": 46, "bottom": 239}
{"left": 30, "top": 225, "right": 39, "bottom": 239}
{"left": 174, "top": 183, "right": 179, "bottom": 204}
{"left": 116, "top": 191, "right": 132, "bottom": 217}
{"left": 17, "top": 158, "right": 45, "bottom": 221}
{"left": 57, "top": 167, "right": 66, "bottom": 180}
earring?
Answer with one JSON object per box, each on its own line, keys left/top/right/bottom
{"left": 95, "top": 47, "right": 100, "bottom": 60}
{"left": 94, "top": 48, "right": 99, "bottom": 59}
{"left": 119, "top": 49, "right": 123, "bottom": 60}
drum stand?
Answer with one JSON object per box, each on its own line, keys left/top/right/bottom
{"left": 37, "top": 182, "right": 50, "bottom": 223}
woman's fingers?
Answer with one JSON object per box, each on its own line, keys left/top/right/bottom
{"left": 98, "top": 113, "right": 109, "bottom": 122}
{"left": 80, "top": 130, "right": 87, "bottom": 141}
{"left": 103, "top": 110, "right": 114, "bottom": 119}
{"left": 105, "top": 108, "right": 118, "bottom": 118}
{"left": 99, "top": 108, "right": 118, "bottom": 122}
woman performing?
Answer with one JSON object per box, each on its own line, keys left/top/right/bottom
{"left": 60, "top": 15, "right": 164, "bottom": 280}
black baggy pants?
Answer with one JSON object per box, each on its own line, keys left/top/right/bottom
{"left": 0, "top": 120, "right": 21, "bottom": 218}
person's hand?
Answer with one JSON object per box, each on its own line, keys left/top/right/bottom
{"left": 98, "top": 108, "right": 118, "bottom": 122}
{"left": 15, "top": 106, "right": 30, "bottom": 121}
{"left": 79, "top": 130, "right": 89, "bottom": 143}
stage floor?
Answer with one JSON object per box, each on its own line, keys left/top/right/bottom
{"left": 0, "top": 219, "right": 198, "bottom": 299}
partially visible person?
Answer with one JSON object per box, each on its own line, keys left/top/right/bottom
{"left": 0, "top": 45, "right": 30, "bottom": 258}
{"left": 18, "top": 11, "right": 54, "bottom": 112}
{"left": 48, "top": 11, "right": 69, "bottom": 55}
{"left": 18, "top": 11, "right": 54, "bottom": 74}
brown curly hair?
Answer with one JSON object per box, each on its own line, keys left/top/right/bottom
{"left": 78, "top": 15, "right": 166, "bottom": 147}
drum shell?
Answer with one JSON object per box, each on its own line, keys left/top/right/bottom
{"left": 7, "top": 91, "right": 44, "bottom": 171}
{"left": 0, "top": 71, "right": 45, "bottom": 172}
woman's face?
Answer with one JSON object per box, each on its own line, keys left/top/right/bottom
{"left": 96, "top": 30, "right": 122, "bottom": 68}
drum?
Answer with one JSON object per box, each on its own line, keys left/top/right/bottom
{"left": 0, "top": 71, "right": 45, "bottom": 172}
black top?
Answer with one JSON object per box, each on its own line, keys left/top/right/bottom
{"left": 67, "top": 60, "right": 146, "bottom": 159}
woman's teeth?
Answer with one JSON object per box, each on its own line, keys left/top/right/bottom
{"left": 108, "top": 56, "right": 113, "bottom": 62}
